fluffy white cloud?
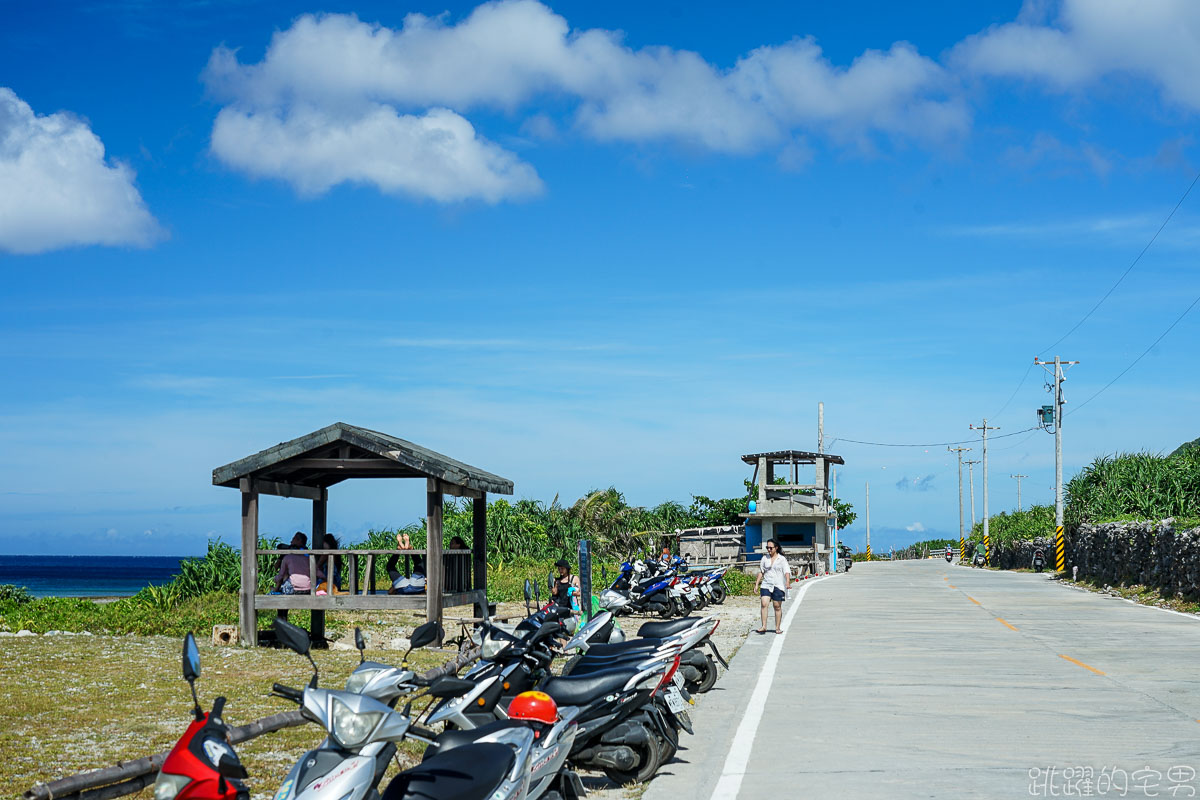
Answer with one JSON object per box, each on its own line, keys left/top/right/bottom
{"left": 0, "top": 88, "right": 163, "bottom": 255}
{"left": 955, "top": 0, "right": 1200, "bottom": 109}
{"left": 212, "top": 104, "right": 542, "bottom": 202}
{"left": 906, "top": 522, "right": 926, "bottom": 532}
{"left": 204, "top": 1, "right": 965, "bottom": 200}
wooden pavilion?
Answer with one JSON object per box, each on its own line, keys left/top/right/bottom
{"left": 212, "top": 423, "right": 513, "bottom": 646}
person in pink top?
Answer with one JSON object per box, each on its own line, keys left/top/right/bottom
{"left": 274, "top": 532, "right": 315, "bottom": 594}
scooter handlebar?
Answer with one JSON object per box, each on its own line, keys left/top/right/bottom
{"left": 210, "top": 696, "right": 227, "bottom": 719}
{"left": 271, "top": 683, "right": 304, "bottom": 703}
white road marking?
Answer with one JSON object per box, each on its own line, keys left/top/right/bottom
{"left": 709, "top": 574, "right": 835, "bottom": 800}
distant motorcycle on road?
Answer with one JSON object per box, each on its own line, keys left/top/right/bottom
{"left": 1032, "top": 549, "right": 1046, "bottom": 573}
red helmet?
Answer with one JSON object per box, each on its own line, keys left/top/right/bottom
{"left": 508, "top": 691, "right": 558, "bottom": 725}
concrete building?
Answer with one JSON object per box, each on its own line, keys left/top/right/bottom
{"left": 741, "top": 450, "right": 845, "bottom": 574}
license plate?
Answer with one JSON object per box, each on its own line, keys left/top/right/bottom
{"left": 664, "top": 687, "right": 686, "bottom": 713}
{"left": 672, "top": 670, "right": 684, "bottom": 688}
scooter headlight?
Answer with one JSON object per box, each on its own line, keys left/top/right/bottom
{"left": 344, "top": 667, "right": 384, "bottom": 694}
{"left": 482, "top": 635, "right": 508, "bottom": 661}
{"left": 154, "top": 772, "right": 191, "bottom": 800}
{"left": 329, "top": 696, "right": 382, "bottom": 749}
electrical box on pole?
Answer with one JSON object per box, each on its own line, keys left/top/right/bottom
{"left": 1038, "top": 405, "right": 1055, "bottom": 425}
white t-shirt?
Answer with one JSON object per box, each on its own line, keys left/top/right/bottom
{"left": 759, "top": 554, "right": 790, "bottom": 592}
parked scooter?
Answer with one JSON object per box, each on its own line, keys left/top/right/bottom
{"left": 270, "top": 619, "right": 552, "bottom": 800}
{"left": 153, "top": 633, "right": 249, "bottom": 800}
{"left": 1032, "top": 549, "right": 1046, "bottom": 573}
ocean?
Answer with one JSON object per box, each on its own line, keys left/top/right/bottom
{"left": 0, "top": 555, "right": 186, "bottom": 598}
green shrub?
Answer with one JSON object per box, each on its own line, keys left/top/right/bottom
{"left": 0, "top": 584, "right": 33, "bottom": 604}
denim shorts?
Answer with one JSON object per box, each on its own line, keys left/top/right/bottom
{"left": 760, "top": 587, "right": 785, "bottom": 602}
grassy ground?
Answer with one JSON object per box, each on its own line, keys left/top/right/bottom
{"left": 1064, "top": 576, "right": 1200, "bottom": 614}
{"left": 0, "top": 617, "right": 453, "bottom": 800}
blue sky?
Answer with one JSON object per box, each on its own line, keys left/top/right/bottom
{"left": 2, "top": 0, "right": 1199, "bottom": 555}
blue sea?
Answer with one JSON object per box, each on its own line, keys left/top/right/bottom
{"left": 0, "top": 555, "right": 186, "bottom": 598}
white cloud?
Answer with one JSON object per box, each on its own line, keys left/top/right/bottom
{"left": 954, "top": 0, "right": 1200, "bottom": 109}
{"left": 211, "top": 104, "right": 542, "bottom": 202}
{"left": 0, "top": 88, "right": 163, "bottom": 255}
{"left": 203, "top": 1, "right": 965, "bottom": 200}
{"left": 905, "top": 522, "right": 926, "bottom": 532}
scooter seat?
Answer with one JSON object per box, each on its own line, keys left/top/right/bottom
{"left": 569, "top": 655, "right": 665, "bottom": 676}
{"left": 581, "top": 639, "right": 666, "bottom": 657}
{"left": 427, "top": 719, "right": 526, "bottom": 758}
{"left": 637, "top": 617, "right": 703, "bottom": 639}
{"left": 383, "top": 742, "right": 513, "bottom": 800}
{"left": 541, "top": 667, "right": 638, "bottom": 706}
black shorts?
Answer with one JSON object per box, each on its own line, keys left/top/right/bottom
{"left": 760, "top": 587, "right": 785, "bottom": 602}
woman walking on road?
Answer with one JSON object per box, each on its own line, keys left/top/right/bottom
{"left": 754, "top": 538, "right": 790, "bottom": 634}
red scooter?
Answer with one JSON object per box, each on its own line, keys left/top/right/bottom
{"left": 153, "top": 633, "right": 249, "bottom": 800}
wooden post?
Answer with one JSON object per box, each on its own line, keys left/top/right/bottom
{"left": 426, "top": 480, "right": 444, "bottom": 639}
{"left": 311, "top": 490, "right": 327, "bottom": 645}
{"left": 239, "top": 478, "right": 259, "bottom": 646}
{"left": 473, "top": 493, "right": 488, "bottom": 619}
{"left": 349, "top": 553, "right": 358, "bottom": 595}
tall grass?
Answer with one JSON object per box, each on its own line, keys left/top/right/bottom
{"left": 967, "top": 505, "right": 1056, "bottom": 544}
{"left": 1066, "top": 449, "right": 1200, "bottom": 525}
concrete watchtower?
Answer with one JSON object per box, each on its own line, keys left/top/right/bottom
{"left": 740, "top": 450, "right": 844, "bottom": 574}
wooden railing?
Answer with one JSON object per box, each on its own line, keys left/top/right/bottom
{"left": 257, "top": 548, "right": 473, "bottom": 595}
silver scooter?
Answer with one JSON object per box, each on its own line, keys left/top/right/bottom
{"left": 269, "top": 619, "right": 538, "bottom": 800}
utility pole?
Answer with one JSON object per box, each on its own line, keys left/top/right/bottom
{"left": 865, "top": 481, "right": 871, "bottom": 561}
{"left": 830, "top": 466, "right": 838, "bottom": 572}
{"left": 970, "top": 420, "right": 1000, "bottom": 563}
{"left": 1035, "top": 356, "right": 1079, "bottom": 572}
{"left": 1010, "top": 474, "right": 1028, "bottom": 513}
{"left": 818, "top": 401, "right": 824, "bottom": 454}
{"left": 965, "top": 459, "right": 980, "bottom": 529}
{"left": 948, "top": 446, "right": 971, "bottom": 562}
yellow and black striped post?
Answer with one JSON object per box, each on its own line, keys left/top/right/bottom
{"left": 1055, "top": 525, "right": 1065, "bottom": 572}
{"left": 983, "top": 533, "right": 990, "bottom": 566}
{"left": 865, "top": 545, "right": 872, "bottom": 562}
{"left": 959, "top": 536, "right": 965, "bottom": 562}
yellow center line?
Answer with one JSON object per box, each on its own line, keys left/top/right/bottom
{"left": 1059, "top": 654, "right": 1105, "bottom": 675}
{"left": 996, "top": 617, "right": 1019, "bottom": 631}
{"left": 967, "top": 596, "right": 981, "bottom": 605}
{"left": 947, "top": 584, "right": 957, "bottom": 589}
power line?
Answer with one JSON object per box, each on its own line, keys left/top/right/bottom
{"left": 1040, "top": 167, "right": 1200, "bottom": 357}
{"left": 829, "top": 427, "right": 1039, "bottom": 448}
{"left": 989, "top": 360, "right": 1036, "bottom": 421}
{"left": 1067, "top": 291, "right": 1200, "bottom": 417}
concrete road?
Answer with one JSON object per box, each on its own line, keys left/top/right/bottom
{"left": 645, "top": 560, "right": 1200, "bottom": 800}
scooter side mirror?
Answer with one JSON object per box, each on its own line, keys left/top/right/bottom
{"left": 182, "top": 632, "right": 203, "bottom": 719}
{"left": 409, "top": 621, "right": 442, "bottom": 650}
{"left": 601, "top": 565, "right": 608, "bottom": 582}
{"left": 523, "top": 579, "right": 532, "bottom": 602}
{"left": 182, "top": 632, "right": 201, "bottom": 683}
{"left": 274, "top": 618, "right": 311, "bottom": 656}
{"left": 273, "top": 618, "right": 319, "bottom": 688}
{"left": 354, "top": 627, "right": 366, "bottom": 663}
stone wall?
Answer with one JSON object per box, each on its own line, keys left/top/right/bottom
{"left": 988, "top": 519, "right": 1200, "bottom": 598}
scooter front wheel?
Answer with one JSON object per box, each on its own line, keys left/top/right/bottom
{"left": 711, "top": 584, "right": 727, "bottom": 604}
